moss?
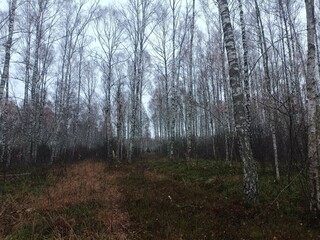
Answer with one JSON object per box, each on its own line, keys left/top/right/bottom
{"left": 121, "top": 158, "right": 320, "bottom": 239}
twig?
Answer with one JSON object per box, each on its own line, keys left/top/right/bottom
{"left": 176, "top": 204, "right": 204, "bottom": 209}
{"left": 271, "top": 167, "right": 305, "bottom": 206}
{"left": 0, "top": 172, "right": 31, "bottom": 177}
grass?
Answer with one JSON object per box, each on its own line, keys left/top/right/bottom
{"left": 0, "top": 166, "right": 53, "bottom": 197}
{"left": 122, "top": 159, "right": 320, "bottom": 239}
{"left": 122, "top": 173, "right": 218, "bottom": 239}
{"left": 0, "top": 161, "right": 129, "bottom": 239}
{"left": 1, "top": 157, "right": 320, "bottom": 239}
{"left": 6, "top": 200, "right": 105, "bottom": 240}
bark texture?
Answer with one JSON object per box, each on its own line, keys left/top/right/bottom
{"left": 218, "top": 0, "right": 259, "bottom": 205}
{"left": 0, "top": 0, "right": 18, "bottom": 101}
{"left": 305, "top": 0, "right": 320, "bottom": 215}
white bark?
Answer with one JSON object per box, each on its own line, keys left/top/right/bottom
{"left": 305, "top": 0, "right": 320, "bottom": 215}
{"left": 186, "top": 0, "right": 196, "bottom": 162}
{"left": 116, "top": 81, "right": 125, "bottom": 162}
{"left": 238, "top": 0, "right": 251, "bottom": 128}
{"left": 169, "top": 0, "right": 178, "bottom": 161}
{"left": 218, "top": 0, "right": 259, "bottom": 205}
{"left": 0, "top": 0, "right": 17, "bottom": 101}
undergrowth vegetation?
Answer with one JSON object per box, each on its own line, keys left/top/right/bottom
{"left": 0, "top": 158, "right": 319, "bottom": 239}
{"left": 122, "top": 159, "right": 320, "bottom": 239}
{"left": 0, "top": 161, "right": 129, "bottom": 239}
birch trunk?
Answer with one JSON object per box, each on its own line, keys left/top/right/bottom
{"left": 30, "top": 7, "right": 43, "bottom": 163}
{"left": 186, "top": 0, "right": 195, "bottom": 162}
{"left": 72, "top": 44, "right": 83, "bottom": 157}
{"left": 116, "top": 82, "right": 124, "bottom": 162}
{"left": 254, "top": 0, "right": 280, "bottom": 180}
{"left": 169, "top": 0, "right": 177, "bottom": 161}
{"left": 169, "top": 0, "right": 185, "bottom": 161}
{"left": 106, "top": 62, "right": 112, "bottom": 161}
{"left": 0, "top": 81, "right": 9, "bottom": 165}
{"left": 24, "top": 0, "right": 31, "bottom": 108}
{"left": 238, "top": 0, "right": 251, "bottom": 128}
{"left": 0, "top": 0, "right": 17, "bottom": 101}
{"left": 221, "top": 39, "right": 232, "bottom": 164}
{"left": 218, "top": 0, "right": 259, "bottom": 205}
{"left": 305, "top": 0, "right": 320, "bottom": 215}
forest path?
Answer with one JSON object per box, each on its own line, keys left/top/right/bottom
{"left": 1, "top": 160, "right": 130, "bottom": 239}
{"left": 2, "top": 158, "right": 320, "bottom": 239}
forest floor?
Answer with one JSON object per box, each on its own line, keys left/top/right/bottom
{"left": 1, "top": 155, "right": 320, "bottom": 239}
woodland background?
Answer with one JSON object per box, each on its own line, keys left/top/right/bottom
{"left": 1, "top": 0, "right": 320, "bottom": 213}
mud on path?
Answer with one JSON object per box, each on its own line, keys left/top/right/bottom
{"left": 0, "top": 161, "right": 130, "bottom": 239}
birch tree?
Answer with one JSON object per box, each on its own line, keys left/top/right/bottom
{"left": 237, "top": 0, "right": 251, "bottom": 127}
{"left": 218, "top": 0, "right": 259, "bottom": 205}
{"left": 51, "top": 0, "right": 98, "bottom": 163}
{"left": 0, "top": 0, "right": 17, "bottom": 168}
{"left": 305, "top": 0, "right": 320, "bottom": 216}
{"left": 0, "top": 0, "right": 17, "bottom": 101}
{"left": 95, "top": 6, "right": 124, "bottom": 161}
{"left": 26, "top": 0, "right": 57, "bottom": 163}
{"left": 186, "top": 0, "right": 195, "bottom": 162}
{"left": 115, "top": 70, "right": 126, "bottom": 162}
{"left": 151, "top": 2, "right": 171, "bottom": 157}
{"left": 82, "top": 59, "right": 98, "bottom": 150}
{"left": 123, "top": 0, "right": 154, "bottom": 162}
{"left": 254, "top": 0, "right": 280, "bottom": 180}
{"left": 169, "top": 0, "right": 185, "bottom": 161}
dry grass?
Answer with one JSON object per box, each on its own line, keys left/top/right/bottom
{"left": 144, "top": 169, "right": 171, "bottom": 181}
{"left": 25, "top": 161, "right": 114, "bottom": 208}
{"left": 1, "top": 160, "right": 129, "bottom": 239}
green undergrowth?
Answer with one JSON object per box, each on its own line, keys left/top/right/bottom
{"left": 122, "top": 159, "right": 320, "bottom": 239}
{"left": 0, "top": 166, "right": 54, "bottom": 199}
{"left": 2, "top": 158, "right": 320, "bottom": 239}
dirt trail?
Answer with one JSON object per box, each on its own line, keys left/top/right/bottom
{"left": 1, "top": 161, "right": 130, "bottom": 239}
